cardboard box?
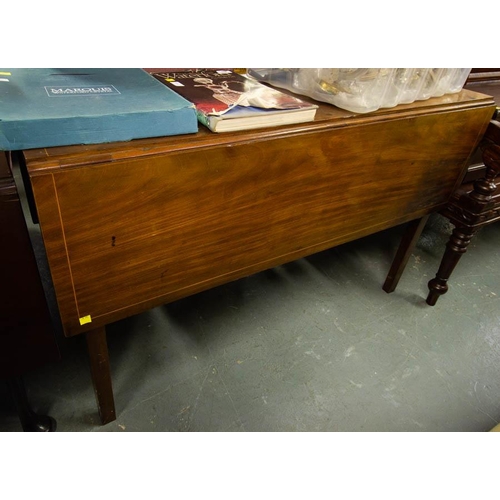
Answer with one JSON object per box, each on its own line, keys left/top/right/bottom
{"left": 0, "top": 68, "right": 198, "bottom": 150}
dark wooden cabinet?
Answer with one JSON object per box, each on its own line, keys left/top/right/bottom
{"left": 0, "top": 151, "right": 59, "bottom": 430}
{"left": 464, "top": 70, "right": 500, "bottom": 181}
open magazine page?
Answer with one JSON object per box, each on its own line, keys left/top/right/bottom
{"left": 227, "top": 74, "right": 315, "bottom": 114}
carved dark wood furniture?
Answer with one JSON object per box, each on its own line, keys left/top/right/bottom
{"left": 20, "top": 89, "right": 495, "bottom": 424}
{"left": 384, "top": 118, "right": 500, "bottom": 305}
{"left": 428, "top": 119, "right": 500, "bottom": 304}
{"left": 0, "top": 151, "right": 59, "bottom": 431}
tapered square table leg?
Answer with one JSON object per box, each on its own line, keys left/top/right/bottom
{"left": 86, "top": 326, "right": 116, "bottom": 425}
{"left": 383, "top": 215, "right": 430, "bottom": 293}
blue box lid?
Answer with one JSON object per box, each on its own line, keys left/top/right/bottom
{"left": 0, "top": 68, "right": 198, "bottom": 150}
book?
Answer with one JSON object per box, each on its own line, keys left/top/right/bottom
{"left": 0, "top": 68, "right": 198, "bottom": 150}
{"left": 150, "top": 69, "right": 318, "bottom": 133}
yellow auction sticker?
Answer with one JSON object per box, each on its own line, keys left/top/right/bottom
{"left": 79, "top": 315, "right": 92, "bottom": 325}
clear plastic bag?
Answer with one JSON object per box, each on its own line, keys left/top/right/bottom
{"left": 247, "top": 68, "right": 472, "bottom": 113}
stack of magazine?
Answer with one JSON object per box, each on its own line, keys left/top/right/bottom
{"left": 150, "top": 69, "right": 318, "bottom": 133}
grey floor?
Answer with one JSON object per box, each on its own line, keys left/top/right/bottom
{"left": 1, "top": 213, "right": 500, "bottom": 432}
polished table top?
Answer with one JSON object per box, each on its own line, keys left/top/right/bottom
{"left": 24, "top": 89, "right": 493, "bottom": 171}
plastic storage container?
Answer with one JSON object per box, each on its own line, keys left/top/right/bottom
{"left": 247, "top": 68, "right": 472, "bottom": 114}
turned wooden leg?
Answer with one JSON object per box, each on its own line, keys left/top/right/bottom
{"left": 7, "top": 376, "right": 57, "bottom": 432}
{"left": 426, "top": 225, "right": 476, "bottom": 306}
{"left": 86, "top": 326, "right": 116, "bottom": 425}
{"left": 383, "top": 215, "right": 430, "bottom": 293}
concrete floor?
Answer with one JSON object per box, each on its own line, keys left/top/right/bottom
{"left": 1, "top": 213, "right": 500, "bottom": 432}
